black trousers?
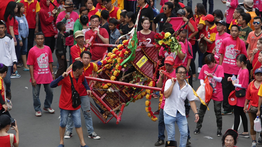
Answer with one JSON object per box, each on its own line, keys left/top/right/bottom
{"left": 55, "top": 52, "right": 67, "bottom": 79}
{"left": 45, "top": 36, "right": 56, "bottom": 53}
{"left": 28, "top": 28, "right": 35, "bottom": 53}
{"left": 222, "top": 73, "right": 235, "bottom": 112}
{"left": 234, "top": 105, "right": 248, "bottom": 132}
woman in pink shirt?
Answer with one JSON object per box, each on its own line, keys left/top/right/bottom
{"left": 194, "top": 54, "right": 224, "bottom": 136}
{"left": 228, "top": 54, "right": 249, "bottom": 136}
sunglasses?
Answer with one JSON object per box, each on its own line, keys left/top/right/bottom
{"left": 163, "top": 7, "right": 168, "bottom": 10}
{"left": 253, "top": 22, "right": 260, "bottom": 25}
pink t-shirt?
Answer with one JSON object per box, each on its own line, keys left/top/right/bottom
{"left": 235, "top": 68, "right": 249, "bottom": 107}
{"left": 159, "top": 42, "right": 186, "bottom": 66}
{"left": 219, "top": 37, "right": 247, "bottom": 75}
{"left": 181, "top": 41, "right": 193, "bottom": 68}
{"left": 214, "top": 32, "right": 231, "bottom": 63}
{"left": 27, "top": 45, "right": 53, "bottom": 84}
{"left": 56, "top": 11, "right": 79, "bottom": 46}
{"left": 225, "top": 0, "right": 239, "bottom": 24}
{"left": 156, "top": 69, "right": 176, "bottom": 109}
{"left": 198, "top": 64, "right": 224, "bottom": 101}
{"left": 254, "top": 0, "right": 262, "bottom": 12}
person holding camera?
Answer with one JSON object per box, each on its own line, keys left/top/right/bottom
{"left": 0, "top": 114, "right": 19, "bottom": 147}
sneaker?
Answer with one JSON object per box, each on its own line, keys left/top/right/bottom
{"left": 239, "top": 133, "right": 250, "bottom": 138}
{"left": 154, "top": 139, "right": 164, "bottom": 146}
{"left": 222, "top": 111, "right": 232, "bottom": 115}
{"left": 217, "top": 130, "right": 222, "bottom": 137}
{"left": 88, "top": 132, "right": 100, "bottom": 140}
{"left": 35, "top": 111, "right": 42, "bottom": 117}
{"left": 194, "top": 128, "right": 200, "bottom": 135}
{"left": 64, "top": 131, "right": 72, "bottom": 139}
{"left": 186, "top": 138, "right": 191, "bottom": 146}
{"left": 258, "top": 136, "right": 262, "bottom": 144}
{"left": 251, "top": 141, "right": 257, "bottom": 147}
{"left": 43, "top": 107, "right": 55, "bottom": 114}
{"left": 10, "top": 71, "right": 21, "bottom": 79}
{"left": 153, "top": 110, "right": 160, "bottom": 115}
{"left": 198, "top": 67, "right": 201, "bottom": 73}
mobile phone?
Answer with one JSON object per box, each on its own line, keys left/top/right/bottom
{"left": 10, "top": 118, "right": 15, "bottom": 127}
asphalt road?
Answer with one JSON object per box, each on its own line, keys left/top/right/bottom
{"left": 7, "top": 0, "right": 255, "bottom": 147}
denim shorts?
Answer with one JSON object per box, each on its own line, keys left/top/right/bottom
{"left": 60, "top": 108, "right": 81, "bottom": 128}
{"left": 80, "top": 95, "right": 91, "bottom": 112}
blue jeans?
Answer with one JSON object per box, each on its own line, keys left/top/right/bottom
{"left": 66, "top": 95, "right": 94, "bottom": 135}
{"left": 202, "top": 0, "right": 214, "bottom": 14}
{"left": 158, "top": 108, "right": 165, "bottom": 140}
{"left": 3, "top": 66, "right": 12, "bottom": 94}
{"left": 32, "top": 84, "right": 53, "bottom": 112}
{"left": 21, "top": 38, "right": 28, "bottom": 55}
{"left": 60, "top": 108, "right": 81, "bottom": 128}
{"left": 164, "top": 111, "right": 188, "bottom": 147}
{"left": 15, "top": 35, "right": 21, "bottom": 61}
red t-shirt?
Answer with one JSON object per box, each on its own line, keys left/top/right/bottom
{"left": 70, "top": 44, "right": 88, "bottom": 63}
{"left": 85, "top": 28, "right": 109, "bottom": 61}
{"left": 79, "top": 63, "right": 98, "bottom": 96}
{"left": 199, "top": 64, "right": 224, "bottom": 101}
{"left": 206, "top": 25, "right": 217, "bottom": 53}
{"left": 27, "top": 45, "right": 54, "bottom": 84}
{"left": 246, "top": 80, "right": 260, "bottom": 108}
{"left": 102, "top": 6, "right": 121, "bottom": 20}
{"left": 0, "top": 77, "right": 5, "bottom": 110}
{"left": 6, "top": 17, "right": 19, "bottom": 35}
{"left": 0, "top": 135, "right": 17, "bottom": 147}
{"left": 252, "top": 52, "right": 262, "bottom": 78}
{"left": 58, "top": 72, "right": 85, "bottom": 110}
{"left": 185, "top": 18, "right": 198, "bottom": 45}
{"left": 137, "top": 31, "right": 155, "bottom": 44}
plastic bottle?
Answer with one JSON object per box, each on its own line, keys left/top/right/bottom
{"left": 254, "top": 116, "right": 262, "bottom": 132}
{"left": 231, "top": 74, "right": 236, "bottom": 81}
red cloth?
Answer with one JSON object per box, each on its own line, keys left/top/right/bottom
{"left": 185, "top": 18, "right": 198, "bottom": 45}
{"left": 70, "top": 44, "right": 88, "bottom": 63}
{"left": 102, "top": 6, "right": 120, "bottom": 20}
{"left": 0, "top": 135, "right": 17, "bottom": 147}
{"left": 246, "top": 80, "right": 260, "bottom": 108}
{"left": 169, "top": 17, "right": 185, "bottom": 32}
{"left": 0, "top": 78, "right": 5, "bottom": 111}
{"left": 20, "top": 0, "right": 38, "bottom": 29}
{"left": 79, "top": 63, "right": 96, "bottom": 96}
{"left": 137, "top": 31, "right": 155, "bottom": 43}
{"left": 235, "top": 68, "right": 249, "bottom": 107}
{"left": 252, "top": 52, "right": 262, "bottom": 78}
{"left": 0, "top": 0, "right": 14, "bottom": 20}
{"left": 5, "top": 17, "right": 18, "bottom": 35}
{"left": 58, "top": 72, "right": 85, "bottom": 110}
{"left": 206, "top": 25, "right": 217, "bottom": 53}
{"left": 85, "top": 28, "right": 109, "bottom": 61}
{"left": 39, "top": 0, "right": 57, "bottom": 37}
{"left": 87, "top": 7, "right": 100, "bottom": 21}
{"left": 96, "top": 3, "right": 104, "bottom": 10}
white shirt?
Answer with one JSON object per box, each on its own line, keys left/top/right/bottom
{"left": 164, "top": 79, "right": 195, "bottom": 117}
{"left": 0, "top": 34, "right": 17, "bottom": 66}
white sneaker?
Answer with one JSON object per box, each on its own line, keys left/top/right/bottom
{"left": 198, "top": 67, "right": 201, "bottom": 73}
{"left": 64, "top": 131, "right": 72, "bottom": 139}
{"left": 252, "top": 141, "right": 257, "bottom": 147}
{"left": 35, "top": 111, "right": 42, "bottom": 117}
{"left": 88, "top": 132, "right": 101, "bottom": 140}
{"left": 43, "top": 107, "right": 55, "bottom": 114}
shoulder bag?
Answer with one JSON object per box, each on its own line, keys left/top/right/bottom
{"left": 69, "top": 75, "right": 81, "bottom": 108}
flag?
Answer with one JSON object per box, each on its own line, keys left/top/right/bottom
{"left": 120, "top": 29, "right": 138, "bottom": 66}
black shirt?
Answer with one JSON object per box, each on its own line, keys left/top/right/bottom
{"left": 154, "top": 13, "right": 176, "bottom": 32}
{"left": 136, "top": 4, "right": 154, "bottom": 31}
{"left": 101, "top": 22, "right": 110, "bottom": 35}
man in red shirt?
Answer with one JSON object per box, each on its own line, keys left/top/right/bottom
{"left": 50, "top": 61, "right": 91, "bottom": 147}
{"left": 201, "top": 14, "right": 217, "bottom": 64}
{"left": 70, "top": 31, "right": 88, "bottom": 63}
{"left": 102, "top": 0, "right": 121, "bottom": 22}
{"left": 85, "top": 15, "right": 109, "bottom": 61}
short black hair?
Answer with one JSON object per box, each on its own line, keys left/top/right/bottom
{"left": 72, "top": 61, "right": 84, "bottom": 71}
{"left": 56, "top": 22, "right": 65, "bottom": 31}
{"left": 126, "top": 11, "right": 135, "bottom": 23}
{"left": 212, "top": 9, "right": 224, "bottom": 20}
{"left": 163, "top": 23, "right": 172, "bottom": 29}
{"left": 204, "top": 54, "right": 215, "bottom": 64}
{"left": 254, "top": 16, "right": 262, "bottom": 23}
{"left": 80, "top": 51, "right": 92, "bottom": 58}
{"left": 120, "top": 11, "right": 127, "bottom": 17}
{"left": 176, "top": 65, "right": 187, "bottom": 73}
{"left": 0, "top": 20, "right": 6, "bottom": 27}
{"left": 80, "top": 15, "right": 88, "bottom": 25}
{"left": 34, "top": 32, "right": 44, "bottom": 38}
{"left": 180, "top": 29, "right": 187, "bottom": 34}
{"left": 163, "top": 27, "right": 174, "bottom": 34}
{"left": 101, "top": 10, "right": 109, "bottom": 20}
{"left": 90, "top": 15, "right": 100, "bottom": 21}
{"left": 235, "top": 7, "right": 244, "bottom": 14}
{"left": 231, "top": 25, "right": 240, "bottom": 31}
{"left": 240, "top": 13, "right": 251, "bottom": 24}
{"left": 0, "top": 63, "right": 8, "bottom": 74}
{"left": 109, "top": 18, "right": 118, "bottom": 25}
{"left": 236, "top": 54, "right": 247, "bottom": 64}
{"left": 164, "top": 2, "right": 173, "bottom": 10}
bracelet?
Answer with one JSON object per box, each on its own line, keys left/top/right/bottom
{"left": 195, "top": 113, "right": 199, "bottom": 115}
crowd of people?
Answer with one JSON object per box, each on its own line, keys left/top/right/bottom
{"left": 1, "top": 0, "right": 262, "bottom": 146}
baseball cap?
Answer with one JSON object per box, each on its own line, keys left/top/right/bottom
{"left": 255, "top": 67, "right": 262, "bottom": 74}
{"left": 177, "top": 9, "right": 185, "bottom": 16}
{"left": 244, "top": 0, "right": 254, "bottom": 8}
{"left": 0, "top": 114, "right": 11, "bottom": 128}
{"left": 74, "top": 31, "right": 84, "bottom": 39}
{"left": 202, "top": 14, "right": 214, "bottom": 22}
{"left": 216, "top": 20, "right": 227, "bottom": 26}
{"left": 164, "top": 56, "right": 175, "bottom": 65}
{"left": 228, "top": 90, "right": 237, "bottom": 106}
